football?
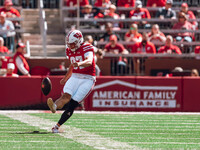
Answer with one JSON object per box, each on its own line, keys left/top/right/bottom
{"left": 41, "top": 77, "right": 52, "bottom": 96}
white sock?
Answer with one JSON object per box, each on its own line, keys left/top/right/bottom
{"left": 54, "top": 104, "right": 57, "bottom": 110}
{"left": 55, "top": 124, "right": 59, "bottom": 129}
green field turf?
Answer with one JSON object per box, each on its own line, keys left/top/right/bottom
{"left": 0, "top": 111, "right": 200, "bottom": 150}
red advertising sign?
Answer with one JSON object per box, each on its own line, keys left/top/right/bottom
{"left": 86, "top": 77, "right": 182, "bottom": 111}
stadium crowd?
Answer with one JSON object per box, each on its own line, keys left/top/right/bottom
{"left": 0, "top": 0, "right": 200, "bottom": 77}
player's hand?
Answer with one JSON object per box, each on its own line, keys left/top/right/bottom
{"left": 73, "top": 62, "right": 79, "bottom": 67}
{"left": 60, "top": 78, "right": 67, "bottom": 85}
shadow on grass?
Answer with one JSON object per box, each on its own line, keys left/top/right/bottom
{"left": 16, "top": 131, "right": 51, "bottom": 134}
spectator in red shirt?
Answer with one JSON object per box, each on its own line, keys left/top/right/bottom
{"left": 0, "top": 37, "right": 10, "bottom": 54}
{"left": 117, "top": 0, "right": 135, "bottom": 7}
{"left": 94, "top": 0, "right": 111, "bottom": 7}
{"left": 180, "top": 3, "right": 198, "bottom": 29}
{"left": 124, "top": 23, "right": 142, "bottom": 48}
{"left": 129, "top": 0, "right": 151, "bottom": 29}
{"left": 65, "top": 0, "right": 89, "bottom": 7}
{"left": 148, "top": 24, "right": 166, "bottom": 45}
{"left": 172, "top": 12, "right": 194, "bottom": 42}
{"left": 117, "top": 0, "right": 135, "bottom": 17}
{"left": 104, "top": 35, "right": 128, "bottom": 54}
{"left": 104, "top": 35, "right": 129, "bottom": 75}
{"left": 0, "top": 0, "right": 21, "bottom": 27}
{"left": 0, "top": 0, "right": 20, "bottom": 18}
{"left": 131, "top": 32, "right": 156, "bottom": 54}
{"left": 131, "top": 32, "right": 156, "bottom": 75}
{"left": 147, "top": 0, "right": 166, "bottom": 7}
{"left": 194, "top": 46, "right": 200, "bottom": 54}
{"left": 158, "top": 35, "right": 182, "bottom": 54}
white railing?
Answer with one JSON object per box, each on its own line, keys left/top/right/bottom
{"left": 38, "top": 0, "right": 47, "bottom": 57}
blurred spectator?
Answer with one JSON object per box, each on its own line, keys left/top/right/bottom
{"left": 156, "top": 0, "right": 176, "bottom": 19}
{"left": 85, "top": 34, "right": 103, "bottom": 76}
{"left": 180, "top": 3, "right": 198, "bottom": 29}
{"left": 104, "top": 34, "right": 129, "bottom": 75}
{"left": 158, "top": 35, "right": 182, "bottom": 54}
{"left": 104, "top": 4, "right": 120, "bottom": 30}
{"left": 0, "top": 12, "right": 15, "bottom": 52}
{"left": 131, "top": 32, "right": 156, "bottom": 75}
{"left": 104, "top": 4, "right": 119, "bottom": 19}
{"left": 94, "top": 0, "right": 111, "bottom": 7}
{"left": 104, "top": 35, "right": 128, "bottom": 54}
{"left": 80, "top": 5, "right": 103, "bottom": 28}
{"left": 147, "top": 0, "right": 166, "bottom": 7}
{"left": 0, "top": 56, "right": 7, "bottom": 76}
{"left": 172, "top": 12, "right": 194, "bottom": 42}
{"left": 13, "top": 43, "right": 30, "bottom": 76}
{"left": 194, "top": 46, "right": 200, "bottom": 54}
{"left": 131, "top": 32, "right": 156, "bottom": 54}
{"left": 148, "top": 24, "right": 166, "bottom": 45}
{"left": 0, "top": 0, "right": 21, "bottom": 33}
{"left": 129, "top": 0, "right": 151, "bottom": 29}
{"left": 191, "top": 69, "right": 199, "bottom": 77}
{"left": 64, "top": 0, "right": 89, "bottom": 7}
{"left": 3, "top": 63, "right": 19, "bottom": 77}
{"left": 85, "top": 35, "right": 94, "bottom": 44}
{"left": 85, "top": 35, "right": 98, "bottom": 51}
{"left": 94, "top": 49, "right": 104, "bottom": 76}
{"left": 80, "top": 5, "right": 104, "bottom": 18}
{"left": 170, "top": 66, "right": 183, "bottom": 76}
{"left": 0, "top": 37, "right": 10, "bottom": 54}
{"left": 172, "top": 67, "right": 183, "bottom": 72}
{"left": 0, "top": 0, "right": 20, "bottom": 19}
{"left": 117, "top": 0, "right": 135, "bottom": 17}
{"left": 117, "top": 0, "right": 135, "bottom": 7}
{"left": 99, "top": 22, "right": 121, "bottom": 41}
{"left": 124, "top": 23, "right": 142, "bottom": 43}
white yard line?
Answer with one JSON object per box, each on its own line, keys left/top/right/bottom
{"left": 2, "top": 113, "right": 143, "bottom": 150}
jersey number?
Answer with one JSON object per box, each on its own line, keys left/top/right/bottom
{"left": 70, "top": 56, "right": 84, "bottom": 69}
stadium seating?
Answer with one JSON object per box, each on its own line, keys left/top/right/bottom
{"left": 1, "top": 0, "right": 200, "bottom": 76}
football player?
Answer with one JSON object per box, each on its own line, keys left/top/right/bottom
{"left": 47, "top": 30, "right": 96, "bottom": 133}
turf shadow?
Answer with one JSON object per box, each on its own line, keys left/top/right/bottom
{"left": 16, "top": 131, "right": 51, "bottom": 134}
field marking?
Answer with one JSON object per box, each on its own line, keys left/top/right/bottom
{"left": 2, "top": 113, "right": 143, "bottom": 150}
{"left": 0, "top": 110, "right": 200, "bottom": 115}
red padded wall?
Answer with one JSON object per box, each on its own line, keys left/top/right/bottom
{"left": 182, "top": 77, "right": 200, "bottom": 112}
{"left": 0, "top": 76, "right": 42, "bottom": 108}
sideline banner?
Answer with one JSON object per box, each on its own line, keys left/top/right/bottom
{"left": 86, "top": 77, "right": 182, "bottom": 111}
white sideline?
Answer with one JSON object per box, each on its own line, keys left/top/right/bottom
{"left": 1, "top": 113, "right": 143, "bottom": 150}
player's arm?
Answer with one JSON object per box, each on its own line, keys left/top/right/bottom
{"left": 73, "top": 51, "right": 93, "bottom": 68}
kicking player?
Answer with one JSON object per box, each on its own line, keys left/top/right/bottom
{"left": 47, "top": 30, "right": 96, "bottom": 133}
